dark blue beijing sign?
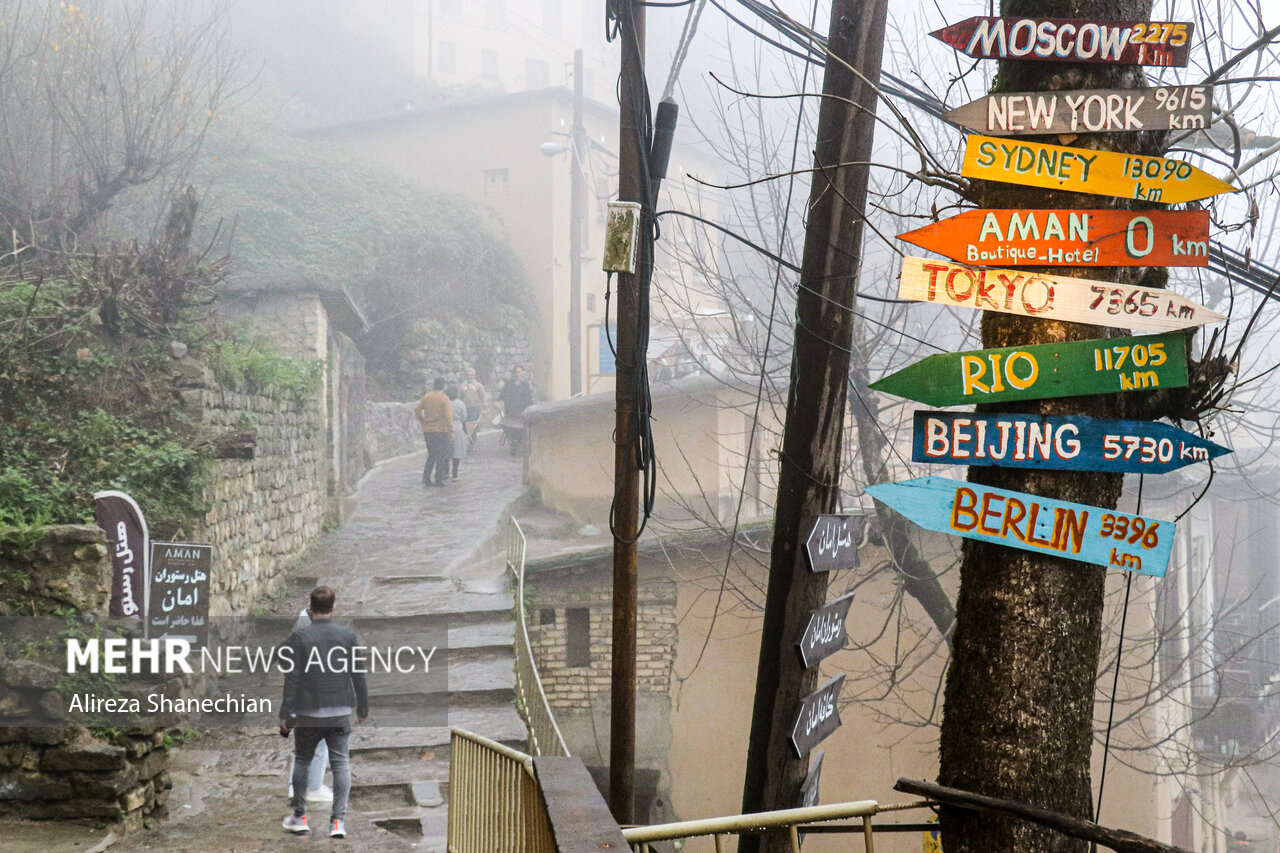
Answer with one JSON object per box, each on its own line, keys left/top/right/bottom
{"left": 913, "top": 411, "right": 1229, "bottom": 474}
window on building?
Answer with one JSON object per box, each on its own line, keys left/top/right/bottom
{"left": 543, "top": 0, "right": 562, "bottom": 35}
{"left": 439, "top": 0, "right": 461, "bottom": 16}
{"left": 540, "top": 608, "right": 556, "bottom": 625}
{"left": 484, "top": 167, "right": 509, "bottom": 197}
{"left": 586, "top": 293, "right": 597, "bottom": 313}
{"left": 485, "top": 0, "right": 504, "bottom": 26}
{"left": 566, "top": 608, "right": 590, "bottom": 667}
{"left": 481, "top": 49, "right": 499, "bottom": 80}
{"left": 525, "top": 58, "right": 549, "bottom": 90}
{"left": 437, "top": 41, "right": 456, "bottom": 74}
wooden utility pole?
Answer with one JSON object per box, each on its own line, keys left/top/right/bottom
{"left": 569, "top": 48, "right": 585, "bottom": 397}
{"left": 936, "top": 1, "right": 1155, "bottom": 851}
{"left": 610, "top": 0, "right": 644, "bottom": 825}
{"left": 739, "top": 1, "right": 888, "bottom": 848}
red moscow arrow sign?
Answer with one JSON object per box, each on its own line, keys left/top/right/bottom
{"left": 898, "top": 209, "right": 1210, "bottom": 268}
{"left": 930, "top": 17, "right": 1193, "bottom": 67}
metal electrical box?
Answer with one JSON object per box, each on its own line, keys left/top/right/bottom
{"left": 603, "top": 201, "right": 642, "bottom": 274}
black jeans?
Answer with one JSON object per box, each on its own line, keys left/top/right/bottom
{"left": 422, "top": 432, "right": 451, "bottom": 484}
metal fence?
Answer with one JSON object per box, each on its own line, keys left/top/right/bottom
{"left": 508, "top": 517, "right": 571, "bottom": 757}
{"left": 621, "top": 800, "right": 900, "bottom": 852}
{"left": 447, "top": 728, "right": 557, "bottom": 853}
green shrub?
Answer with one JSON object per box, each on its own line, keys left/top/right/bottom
{"left": 213, "top": 334, "right": 323, "bottom": 401}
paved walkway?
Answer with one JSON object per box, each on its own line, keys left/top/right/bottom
{"left": 86, "top": 432, "right": 528, "bottom": 853}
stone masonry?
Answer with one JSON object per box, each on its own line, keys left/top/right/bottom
{"left": 525, "top": 563, "right": 677, "bottom": 712}
{"left": 0, "top": 726, "right": 173, "bottom": 830}
{"left": 399, "top": 320, "right": 532, "bottom": 392}
{"left": 364, "top": 402, "right": 423, "bottom": 465}
{"left": 183, "top": 385, "right": 326, "bottom": 633}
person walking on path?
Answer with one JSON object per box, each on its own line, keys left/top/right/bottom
{"left": 448, "top": 384, "right": 468, "bottom": 481}
{"left": 498, "top": 365, "right": 534, "bottom": 456}
{"left": 280, "top": 586, "right": 369, "bottom": 839}
{"left": 459, "top": 367, "right": 487, "bottom": 449}
{"left": 415, "top": 378, "right": 454, "bottom": 486}
{"left": 286, "top": 602, "right": 332, "bottom": 805}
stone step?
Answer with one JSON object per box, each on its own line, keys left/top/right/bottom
{"left": 349, "top": 727, "right": 526, "bottom": 765}
{"left": 349, "top": 712, "right": 525, "bottom": 758}
{"left": 241, "top": 616, "right": 515, "bottom": 656}
{"left": 362, "top": 654, "right": 513, "bottom": 695}
{"left": 358, "top": 805, "right": 448, "bottom": 849}
{"left": 348, "top": 759, "right": 452, "bottom": 811}
{"left": 346, "top": 590, "right": 514, "bottom": 622}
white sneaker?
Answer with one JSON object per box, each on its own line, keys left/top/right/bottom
{"left": 282, "top": 814, "right": 308, "bottom": 834}
{"left": 307, "top": 784, "right": 334, "bottom": 803}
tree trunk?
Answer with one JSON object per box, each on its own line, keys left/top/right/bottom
{"left": 936, "top": 1, "right": 1157, "bottom": 851}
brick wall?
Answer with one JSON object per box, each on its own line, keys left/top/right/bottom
{"left": 525, "top": 565, "right": 677, "bottom": 711}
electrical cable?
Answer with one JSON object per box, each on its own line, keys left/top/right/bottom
{"left": 1095, "top": 474, "right": 1142, "bottom": 824}
{"left": 661, "top": 0, "right": 708, "bottom": 102}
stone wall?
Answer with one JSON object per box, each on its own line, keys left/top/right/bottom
{"left": 181, "top": 382, "right": 327, "bottom": 633}
{"left": 525, "top": 563, "right": 677, "bottom": 711}
{"left": 364, "top": 402, "right": 423, "bottom": 464}
{"left": 399, "top": 319, "right": 532, "bottom": 393}
{"left": 332, "top": 332, "right": 368, "bottom": 497}
{"left": 0, "top": 525, "right": 110, "bottom": 616}
{"left": 0, "top": 726, "right": 173, "bottom": 830}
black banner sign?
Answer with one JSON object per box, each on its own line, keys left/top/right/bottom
{"left": 94, "top": 490, "right": 149, "bottom": 620}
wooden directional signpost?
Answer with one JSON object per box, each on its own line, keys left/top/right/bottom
{"left": 898, "top": 209, "right": 1210, "bottom": 268}
{"left": 961, "top": 135, "right": 1237, "bottom": 203}
{"left": 897, "top": 256, "right": 1223, "bottom": 332}
{"left": 930, "top": 17, "right": 1194, "bottom": 67}
{"left": 789, "top": 674, "right": 844, "bottom": 759}
{"left": 943, "top": 86, "right": 1212, "bottom": 135}
{"left": 912, "top": 411, "right": 1231, "bottom": 474}
{"left": 800, "top": 750, "right": 824, "bottom": 809}
{"left": 865, "top": 477, "right": 1174, "bottom": 577}
{"left": 804, "top": 514, "right": 867, "bottom": 572}
{"left": 870, "top": 333, "right": 1188, "bottom": 407}
{"left": 796, "top": 591, "right": 855, "bottom": 669}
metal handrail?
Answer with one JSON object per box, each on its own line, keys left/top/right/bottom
{"left": 507, "top": 517, "right": 571, "bottom": 757}
{"left": 622, "top": 800, "right": 898, "bottom": 853}
{"left": 447, "top": 727, "right": 557, "bottom": 853}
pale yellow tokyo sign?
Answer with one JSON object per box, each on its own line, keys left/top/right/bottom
{"left": 897, "top": 256, "right": 1225, "bottom": 332}
{"left": 961, "top": 134, "right": 1237, "bottom": 203}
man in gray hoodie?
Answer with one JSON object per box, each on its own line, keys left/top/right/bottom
{"left": 279, "top": 586, "right": 369, "bottom": 838}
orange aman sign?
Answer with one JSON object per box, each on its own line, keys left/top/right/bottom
{"left": 898, "top": 208, "right": 1210, "bottom": 268}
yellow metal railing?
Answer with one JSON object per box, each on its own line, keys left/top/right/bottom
{"left": 507, "top": 517, "right": 571, "bottom": 757}
{"left": 621, "top": 800, "right": 938, "bottom": 852}
{"left": 447, "top": 728, "right": 557, "bottom": 853}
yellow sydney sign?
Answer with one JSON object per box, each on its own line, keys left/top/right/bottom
{"left": 961, "top": 134, "right": 1237, "bottom": 204}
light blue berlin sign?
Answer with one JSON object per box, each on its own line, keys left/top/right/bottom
{"left": 865, "top": 476, "right": 1173, "bottom": 577}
